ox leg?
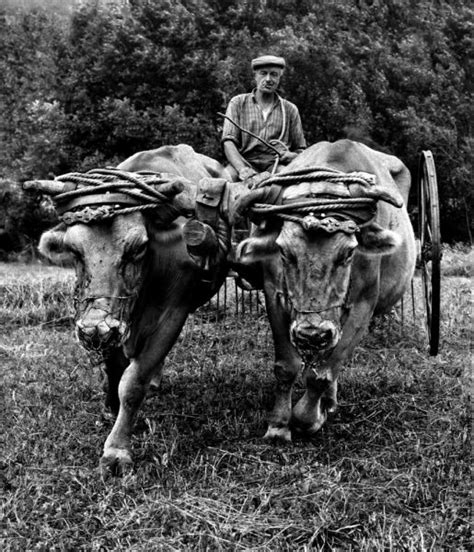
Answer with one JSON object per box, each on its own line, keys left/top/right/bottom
{"left": 292, "top": 298, "right": 376, "bottom": 435}
{"left": 263, "top": 289, "right": 302, "bottom": 442}
{"left": 103, "top": 352, "right": 162, "bottom": 415}
{"left": 100, "top": 308, "right": 189, "bottom": 475}
{"left": 103, "top": 348, "right": 129, "bottom": 416}
{"left": 264, "top": 358, "right": 302, "bottom": 442}
{"left": 148, "top": 362, "right": 164, "bottom": 393}
{"left": 292, "top": 367, "right": 338, "bottom": 434}
{"left": 101, "top": 358, "right": 163, "bottom": 475}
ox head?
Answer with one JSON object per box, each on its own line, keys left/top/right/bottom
{"left": 40, "top": 213, "right": 149, "bottom": 354}
{"left": 235, "top": 178, "right": 404, "bottom": 361}
{"left": 28, "top": 173, "right": 186, "bottom": 357}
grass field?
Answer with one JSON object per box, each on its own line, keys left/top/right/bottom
{"left": 1, "top": 247, "right": 472, "bottom": 551}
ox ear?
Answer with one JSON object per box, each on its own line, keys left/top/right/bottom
{"left": 357, "top": 222, "right": 402, "bottom": 255}
{"left": 232, "top": 230, "right": 278, "bottom": 290}
{"left": 235, "top": 230, "right": 279, "bottom": 266}
{"left": 38, "top": 225, "right": 74, "bottom": 266}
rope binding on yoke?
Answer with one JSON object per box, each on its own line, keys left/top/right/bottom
{"left": 239, "top": 166, "right": 380, "bottom": 233}
{"left": 254, "top": 166, "right": 377, "bottom": 188}
{"left": 48, "top": 169, "right": 183, "bottom": 225}
{"left": 251, "top": 198, "right": 376, "bottom": 233}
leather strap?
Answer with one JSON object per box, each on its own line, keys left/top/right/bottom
{"left": 195, "top": 177, "right": 227, "bottom": 228}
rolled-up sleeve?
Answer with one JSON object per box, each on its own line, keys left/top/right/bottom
{"left": 221, "top": 97, "right": 241, "bottom": 146}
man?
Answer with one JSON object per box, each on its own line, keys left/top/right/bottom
{"left": 222, "top": 55, "right": 307, "bottom": 181}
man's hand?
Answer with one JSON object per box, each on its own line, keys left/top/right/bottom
{"left": 238, "top": 166, "right": 258, "bottom": 181}
{"left": 279, "top": 150, "right": 299, "bottom": 164}
{"left": 246, "top": 171, "right": 272, "bottom": 189}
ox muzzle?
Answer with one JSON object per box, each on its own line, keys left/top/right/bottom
{"left": 76, "top": 299, "right": 128, "bottom": 354}
{"left": 290, "top": 316, "right": 341, "bottom": 355}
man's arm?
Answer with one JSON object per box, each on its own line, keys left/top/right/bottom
{"left": 289, "top": 106, "right": 306, "bottom": 152}
{"left": 277, "top": 102, "right": 306, "bottom": 165}
{"left": 223, "top": 141, "right": 257, "bottom": 180}
{"left": 221, "top": 96, "right": 258, "bottom": 180}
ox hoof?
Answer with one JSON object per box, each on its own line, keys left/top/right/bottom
{"left": 263, "top": 425, "right": 292, "bottom": 443}
{"left": 291, "top": 413, "right": 327, "bottom": 436}
{"left": 100, "top": 448, "right": 133, "bottom": 477}
{"left": 324, "top": 402, "right": 337, "bottom": 414}
{"left": 147, "top": 377, "right": 162, "bottom": 396}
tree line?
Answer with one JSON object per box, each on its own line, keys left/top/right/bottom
{"left": 0, "top": 0, "right": 472, "bottom": 251}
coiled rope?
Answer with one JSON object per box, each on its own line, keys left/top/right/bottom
{"left": 53, "top": 168, "right": 181, "bottom": 225}
{"left": 246, "top": 166, "right": 378, "bottom": 231}
{"left": 251, "top": 198, "right": 376, "bottom": 227}
{"left": 257, "top": 166, "right": 377, "bottom": 188}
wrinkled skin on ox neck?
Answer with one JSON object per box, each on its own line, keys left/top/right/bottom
{"left": 276, "top": 221, "right": 357, "bottom": 358}
{"left": 64, "top": 212, "right": 148, "bottom": 353}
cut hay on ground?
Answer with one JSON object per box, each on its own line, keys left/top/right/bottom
{"left": 1, "top": 247, "right": 471, "bottom": 550}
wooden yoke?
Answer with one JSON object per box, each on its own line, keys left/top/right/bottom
{"left": 182, "top": 219, "right": 218, "bottom": 259}
{"left": 182, "top": 177, "right": 229, "bottom": 273}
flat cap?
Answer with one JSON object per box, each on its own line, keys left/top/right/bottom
{"left": 251, "top": 55, "right": 286, "bottom": 70}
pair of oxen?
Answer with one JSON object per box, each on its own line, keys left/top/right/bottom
{"left": 29, "top": 140, "right": 416, "bottom": 474}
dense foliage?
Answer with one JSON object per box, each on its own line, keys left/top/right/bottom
{"left": 0, "top": 0, "right": 472, "bottom": 245}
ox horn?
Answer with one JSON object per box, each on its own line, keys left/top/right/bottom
{"left": 234, "top": 187, "right": 268, "bottom": 217}
{"left": 168, "top": 178, "right": 198, "bottom": 215}
{"left": 359, "top": 182, "right": 404, "bottom": 208}
{"left": 23, "top": 179, "right": 76, "bottom": 195}
{"left": 154, "top": 177, "right": 185, "bottom": 197}
{"left": 225, "top": 183, "right": 283, "bottom": 224}
{"left": 218, "top": 182, "right": 261, "bottom": 225}
{"left": 182, "top": 219, "right": 218, "bottom": 258}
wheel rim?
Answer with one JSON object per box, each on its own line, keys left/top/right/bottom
{"left": 418, "top": 151, "right": 441, "bottom": 356}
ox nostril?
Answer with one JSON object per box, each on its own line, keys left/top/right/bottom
{"left": 291, "top": 320, "right": 340, "bottom": 353}
{"left": 313, "top": 329, "right": 332, "bottom": 346}
{"left": 294, "top": 323, "right": 317, "bottom": 339}
{"left": 76, "top": 320, "right": 96, "bottom": 337}
{"left": 97, "top": 322, "right": 111, "bottom": 338}
{"left": 292, "top": 323, "right": 317, "bottom": 346}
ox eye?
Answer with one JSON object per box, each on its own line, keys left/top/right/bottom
{"left": 134, "top": 241, "right": 148, "bottom": 259}
{"left": 278, "top": 245, "right": 295, "bottom": 264}
{"left": 67, "top": 244, "right": 82, "bottom": 262}
{"left": 338, "top": 248, "right": 355, "bottom": 265}
{"left": 125, "top": 240, "right": 148, "bottom": 262}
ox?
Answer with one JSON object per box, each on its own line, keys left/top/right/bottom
{"left": 34, "top": 145, "right": 231, "bottom": 474}
{"left": 233, "top": 140, "right": 416, "bottom": 441}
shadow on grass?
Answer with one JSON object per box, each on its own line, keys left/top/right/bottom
{"left": 2, "top": 268, "right": 471, "bottom": 550}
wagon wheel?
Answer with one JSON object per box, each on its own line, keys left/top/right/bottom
{"left": 418, "top": 150, "right": 441, "bottom": 355}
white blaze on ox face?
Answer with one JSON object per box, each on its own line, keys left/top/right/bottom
{"left": 276, "top": 221, "right": 357, "bottom": 355}
{"left": 62, "top": 213, "right": 149, "bottom": 351}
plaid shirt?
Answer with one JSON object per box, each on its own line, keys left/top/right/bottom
{"left": 222, "top": 90, "right": 306, "bottom": 171}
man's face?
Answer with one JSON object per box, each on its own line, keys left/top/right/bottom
{"left": 254, "top": 66, "right": 283, "bottom": 94}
